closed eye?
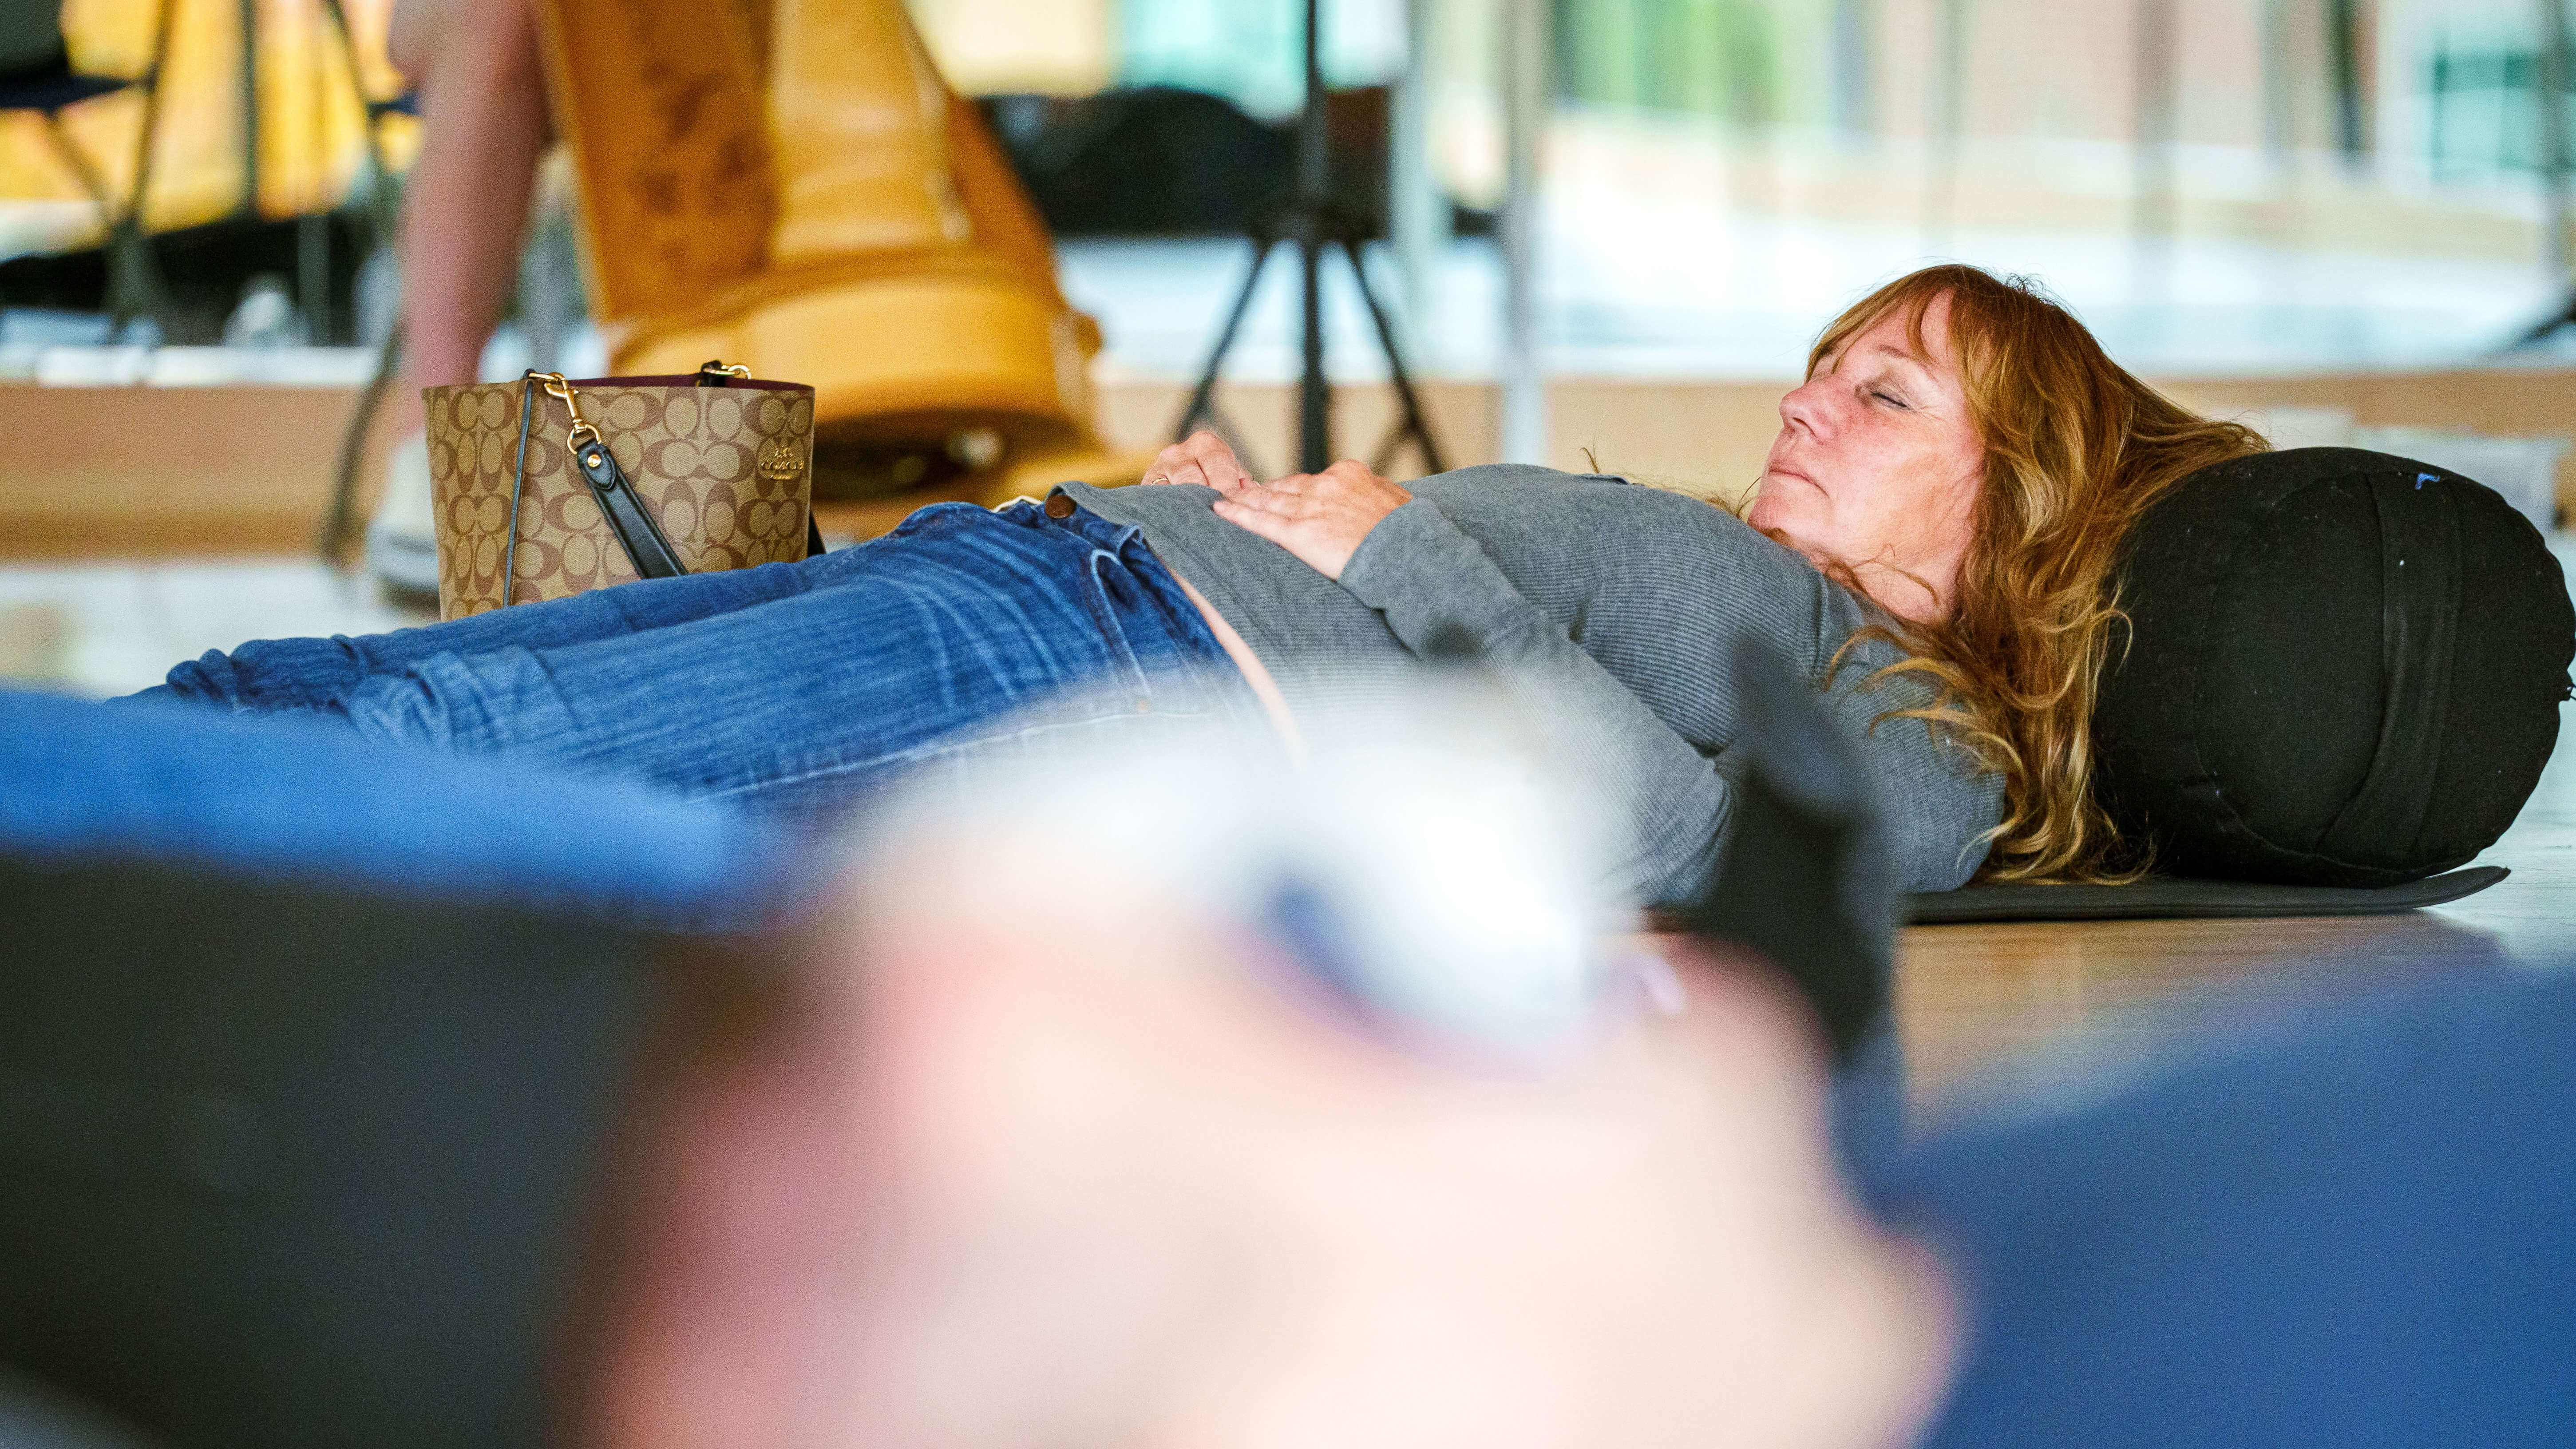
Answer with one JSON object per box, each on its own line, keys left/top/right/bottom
{"left": 1871, "top": 390, "right": 1910, "bottom": 409}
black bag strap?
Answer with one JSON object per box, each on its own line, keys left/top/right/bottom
{"left": 503, "top": 376, "right": 536, "bottom": 606}
{"left": 570, "top": 435, "right": 689, "bottom": 579}
{"left": 700, "top": 359, "right": 829, "bottom": 559}
{"left": 519, "top": 371, "right": 687, "bottom": 582}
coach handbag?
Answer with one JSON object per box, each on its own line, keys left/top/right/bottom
{"left": 423, "top": 361, "right": 825, "bottom": 619}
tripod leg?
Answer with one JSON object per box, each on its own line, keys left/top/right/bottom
{"left": 1175, "top": 232, "right": 1279, "bottom": 444}
{"left": 116, "top": 0, "right": 181, "bottom": 338}
{"left": 1337, "top": 236, "right": 1449, "bottom": 476}
{"left": 2512, "top": 289, "right": 2576, "bottom": 348}
{"left": 1297, "top": 230, "right": 1330, "bottom": 472}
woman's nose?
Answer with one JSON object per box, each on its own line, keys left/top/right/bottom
{"left": 1779, "top": 376, "right": 1836, "bottom": 437}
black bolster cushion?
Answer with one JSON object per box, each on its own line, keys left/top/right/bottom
{"left": 2094, "top": 446, "right": 2574, "bottom": 888}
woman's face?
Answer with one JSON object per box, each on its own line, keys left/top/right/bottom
{"left": 1749, "top": 293, "right": 1984, "bottom": 623}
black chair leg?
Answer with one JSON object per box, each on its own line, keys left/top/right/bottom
{"left": 321, "top": 321, "right": 406, "bottom": 565}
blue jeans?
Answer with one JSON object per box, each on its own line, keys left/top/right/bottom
{"left": 138, "top": 498, "right": 1262, "bottom": 823}
{"left": 2, "top": 686, "right": 799, "bottom": 929}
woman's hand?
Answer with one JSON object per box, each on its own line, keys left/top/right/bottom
{"left": 1212, "top": 460, "right": 1412, "bottom": 582}
{"left": 1142, "top": 431, "right": 1255, "bottom": 493}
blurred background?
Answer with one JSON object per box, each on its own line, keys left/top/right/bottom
{"left": 2, "top": 0, "right": 2572, "bottom": 682}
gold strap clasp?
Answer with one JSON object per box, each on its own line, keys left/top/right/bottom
{"left": 527, "top": 370, "right": 601, "bottom": 452}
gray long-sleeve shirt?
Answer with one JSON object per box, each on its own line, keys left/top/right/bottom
{"left": 1061, "top": 465, "right": 2002, "bottom": 903}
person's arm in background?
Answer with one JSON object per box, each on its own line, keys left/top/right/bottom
{"left": 388, "top": 0, "right": 553, "bottom": 427}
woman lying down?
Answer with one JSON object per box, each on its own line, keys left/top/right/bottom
{"left": 137, "top": 264, "right": 2261, "bottom": 905}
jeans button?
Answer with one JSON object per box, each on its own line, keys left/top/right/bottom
{"left": 1044, "top": 493, "right": 1075, "bottom": 520}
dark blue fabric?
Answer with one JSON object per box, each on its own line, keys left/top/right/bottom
{"left": 0, "top": 71, "right": 125, "bottom": 111}
{"left": 1879, "top": 964, "right": 2576, "bottom": 1448}
{"left": 0, "top": 686, "right": 798, "bottom": 930}
{"left": 0, "top": 47, "right": 131, "bottom": 114}
{"left": 1830, "top": 1023, "right": 1907, "bottom": 1176}
{"left": 140, "top": 498, "right": 1256, "bottom": 822}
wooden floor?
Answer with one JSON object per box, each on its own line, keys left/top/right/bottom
{"left": 1898, "top": 696, "right": 2576, "bottom": 1117}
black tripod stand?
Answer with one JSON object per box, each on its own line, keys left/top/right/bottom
{"left": 1172, "top": 0, "right": 1446, "bottom": 479}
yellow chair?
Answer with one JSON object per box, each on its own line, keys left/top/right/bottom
{"left": 530, "top": 0, "right": 1142, "bottom": 507}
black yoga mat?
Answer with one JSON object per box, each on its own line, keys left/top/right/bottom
{"left": 1903, "top": 866, "right": 2509, "bottom": 925}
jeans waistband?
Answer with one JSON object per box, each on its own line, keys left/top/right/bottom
{"left": 1014, "top": 487, "right": 1182, "bottom": 597}
{"left": 882, "top": 492, "right": 1243, "bottom": 694}
{"left": 1014, "top": 489, "right": 1258, "bottom": 707}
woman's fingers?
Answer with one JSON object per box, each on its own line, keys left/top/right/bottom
{"left": 1264, "top": 462, "right": 1371, "bottom": 496}
{"left": 1210, "top": 463, "right": 1408, "bottom": 583}
{"left": 1156, "top": 447, "right": 1213, "bottom": 489}
{"left": 1187, "top": 433, "right": 1254, "bottom": 493}
{"left": 1148, "top": 443, "right": 1353, "bottom": 495}
{"left": 1211, "top": 495, "right": 1295, "bottom": 549}
{"left": 1141, "top": 434, "right": 1255, "bottom": 491}
{"left": 1142, "top": 443, "right": 1191, "bottom": 487}
{"left": 1222, "top": 482, "right": 1323, "bottom": 520}
{"left": 1213, "top": 488, "right": 1284, "bottom": 525}
{"left": 1156, "top": 431, "right": 1248, "bottom": 493}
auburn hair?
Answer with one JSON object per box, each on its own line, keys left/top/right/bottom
{"left": 1805, "top": 265, "right": 2264, "bottom": 881}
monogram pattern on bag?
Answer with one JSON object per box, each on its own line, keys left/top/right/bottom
{"left": 426, "top": 382, "right": 817, "bottom": 619}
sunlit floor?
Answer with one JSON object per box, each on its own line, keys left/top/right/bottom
{"left": 4, "top": 544, "right": 2571, "bottom": 1125}
{"left": 1899, "top": 750, "right": 2576, "bottom": 1119}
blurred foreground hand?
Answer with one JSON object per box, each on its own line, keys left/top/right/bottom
{"left": 590, "top": 690, "right": 1958, "bottom": 1449}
